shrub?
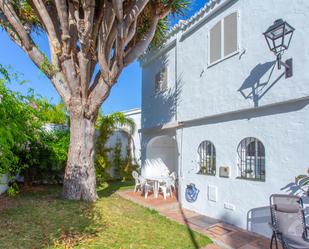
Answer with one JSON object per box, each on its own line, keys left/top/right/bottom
{"left": 7, "top": 182, "right": 20, "bottom": 197}
{"left": 95, "top": 112, "right": 136, "bottom": 184}
{"left": 0, "top": 65, "right": 69, "bottom": 185}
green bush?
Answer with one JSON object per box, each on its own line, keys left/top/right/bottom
{"left": 21, "top": 130, "right": 69, "bottom": 185}
{"left": 0, "top": 65, "right": 69, "bottom": 185}
{"left": 95, "top": 112, "right": 136, "bottom": 184}
{"left": 6, "top": 182, "right": 20, "bottom": 197}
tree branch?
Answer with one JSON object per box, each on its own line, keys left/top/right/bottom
{"left": 124, "top": 19, "right": 137, "bottom": 47}
{"left": 112, "top": 0, "right": 123, "bottom": 22}
{"left": 30, "top": 0, "right": 61, "bottom": 55}
{"left": 124, "top": 0, "right": 149, "bottom": 32}
{"left": 55, "top": 0, "right": 71, "bottom": 56}
{"left": 124, "top": 15, "right": 159, "bottom": 66}
{"left": 0, "top": 0, "right": 33, "bottom": 50}
{"left": 80, "top": 0, "right": 95, "bottom": 56}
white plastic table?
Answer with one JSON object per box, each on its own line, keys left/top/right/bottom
{"left": 145, "top": 176, "right": 169, "bottom": 198}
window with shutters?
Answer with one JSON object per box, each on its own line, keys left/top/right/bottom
{"left": 155, "top": 67, "right": 168, "bottom": 93}
{"left": 209, "top": 12, "right": 239, "bottom": 65}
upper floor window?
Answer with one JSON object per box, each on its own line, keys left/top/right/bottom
{"left": 209, "top": 12, "right": 238, "bottom": 65}
{"left": 198, "top": 140, "right": 216, "bottom": 175}
{"left": 155, "top": 67, "right": 168, "bottom": 93}
{"left": 237, "top": 137, "right": 265, "bottom": 181}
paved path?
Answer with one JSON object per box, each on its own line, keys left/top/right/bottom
{"left": 117, "top": 190, "right": 273, "bottom": 249}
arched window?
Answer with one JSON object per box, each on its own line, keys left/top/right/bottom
{"left": 237, "top": 137, "right": 265, "bottom": 181}
{"left": 198, "top": 141, "right": 216, "bottom": 175}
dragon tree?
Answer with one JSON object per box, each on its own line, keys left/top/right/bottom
{"left": 0, "top": 0, "right": 188, "bottom": 201}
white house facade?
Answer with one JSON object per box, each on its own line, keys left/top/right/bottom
{"left": 140, "top": 0, "right": 309, "bottom": 238}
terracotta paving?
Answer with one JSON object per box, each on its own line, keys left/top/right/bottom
{"left": 117, "top": 190, "right": 275, "bottom": 249}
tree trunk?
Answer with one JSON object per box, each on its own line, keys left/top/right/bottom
{"left": 63, "top": 113, "right": 98, "bottom": 202}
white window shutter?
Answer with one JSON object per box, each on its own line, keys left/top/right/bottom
{"left": 209, "top": 21, "right": 222, "bottom": 64}
{"left": 224, "top": 12, "right": 238, "bottom": 57}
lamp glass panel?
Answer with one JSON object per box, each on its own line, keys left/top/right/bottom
{"left": 265, "top": 36, "right": 274, "bottom": 51}
{"left": 274, "top": 36, "right": 283, "bottom": 48}
{"left": 270, "top": 25, "right": 285, "bottom": 40}
{"left": 283, "top": 32, "right": 293, "bottom": 48}
{"left": 284, "top": 23, "right": 294, "bottom": 33}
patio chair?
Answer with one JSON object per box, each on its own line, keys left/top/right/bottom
{"left": 269, "top": 194, "right": 309, "bottom": 249}
{"left": 144, "top": 180, "right": 155, "bottom": 199}
{"left": 159, "top": 177, "right": 173, "bottom": 200}
{"left": 169, "top": 171, "right": 177, "bottom": 191}
{"left": 132, "top": 171, "right": 145, "bottom": 192}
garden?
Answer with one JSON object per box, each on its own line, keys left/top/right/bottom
{"left": 0, "top": 67, "right": 211, "bottom": 249}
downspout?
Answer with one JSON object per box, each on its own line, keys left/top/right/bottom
{"left": 175, "top": 31, "right": 184, "bottom": 204}
{"left": 175, "top": 32, "right": 179, "bottom": 122}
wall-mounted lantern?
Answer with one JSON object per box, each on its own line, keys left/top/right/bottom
{"left": 263, "top": 19, "right": 295, "bottom": 78}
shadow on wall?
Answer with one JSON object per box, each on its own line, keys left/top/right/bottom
{"left": 281, "top": 180, "right": 309, "bottom": 224}
{"left": 142, "top": 54, "right": 183, "bottom": 128}
{"left": 280, "top": 181, "right": 308, "bottom": 196}
{"left": 239, "top": 61, "right": 284, "bottom": 107}
{"left": 142, "top": 77, "right": 183, "bottom": 128}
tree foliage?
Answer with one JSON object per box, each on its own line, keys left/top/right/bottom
{"left": 0, "top": 0, "right": 190, "bottom": 115}
{"left": 0, "top": 65, "right": 69, "bottom": 184}
{"left": 0, "top": 67, "right": 42, "bottom": 176}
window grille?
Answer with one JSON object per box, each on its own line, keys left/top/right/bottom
{"left": 237, "top": 137, "right": 265, "bottom": 181}
{"left": 198, "top": 141, "right": 216, "bottom": 175}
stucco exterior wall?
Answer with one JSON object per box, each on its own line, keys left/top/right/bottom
{"left": 140, "top": 0, "right": 309, "bottom": 237}
{"left": 177, "top": 0, "right": 309, "bottom": 121}
{"left": 141, "top": 44, "right": 177, "bottom": 129}
{"left": 178, "top": 101, "right": 309, "bottom": 237}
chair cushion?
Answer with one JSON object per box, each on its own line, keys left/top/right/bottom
{"left": 275, "top": 204, "right": 300, "bottom": 213}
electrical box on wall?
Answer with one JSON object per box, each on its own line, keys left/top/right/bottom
{"left": 219, "top": 166, "right": 230, "bottom": 178}
{"left": 208, "top": 185, "right": 218, "bottom": 202}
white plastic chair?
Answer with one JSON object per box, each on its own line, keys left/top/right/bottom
{"left": 159, "top": 177, "right": 173, "bottom": 200}
{"left": 144, "top": 180, "right": 155, "bottom": 199}
{"left": 169, "top": 171, "right": 177, "bottom": 191}
{"left": 132, "top": 171, "right": 145, "bottom": 192}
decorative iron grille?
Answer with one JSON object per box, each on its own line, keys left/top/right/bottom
{"left": 198, "top": 141, "right": 216, "bottom": 175}
{"left": 237, "top": 137, "right": 265, "bottom": 181}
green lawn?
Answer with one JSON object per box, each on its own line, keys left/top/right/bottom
{"left": 0, "top": 182, "right": 211, "bottom": 249}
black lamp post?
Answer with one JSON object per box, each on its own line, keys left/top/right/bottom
{"left": 263, "top": 19, "right": 295, "bottom": 78}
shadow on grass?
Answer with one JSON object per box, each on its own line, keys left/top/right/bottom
{"left": 97, "top": 180, "right": 134, "bottom": 198}
{"left": 0, "top": 185, "right": 105, "bottom": 249}
{"left": 178, "top": 204, "right": 200, "bottom": 249}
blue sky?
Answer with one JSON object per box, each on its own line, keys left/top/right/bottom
{"left": 0, "top": 1, "right": 206, "bottom": 114}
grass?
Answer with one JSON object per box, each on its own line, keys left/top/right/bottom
{"left": 0, "top": 182, "right": 212, "bottom": 249}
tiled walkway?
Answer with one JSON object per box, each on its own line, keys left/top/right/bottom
{"left": 117, "top": 190, "right": 273, "bottom": 249}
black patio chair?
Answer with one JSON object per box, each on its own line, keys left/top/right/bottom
{"left": 270, "top": 194, "right": 309, "bottom": 249}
